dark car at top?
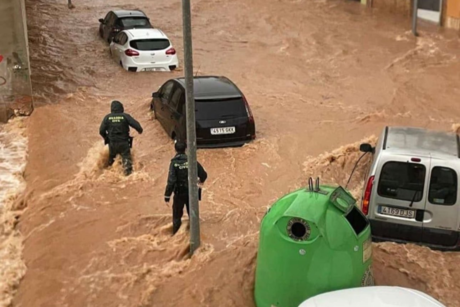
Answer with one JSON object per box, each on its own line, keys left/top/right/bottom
{"left": 99, "top": 10, "right": 153, "bottom": 43}
{"left": 151, "top": 76, "right": 256, "bottom": 148}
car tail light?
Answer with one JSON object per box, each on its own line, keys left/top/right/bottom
{"left": 242, "top": 95, "right": 254, "bottom": 123}
{"left": 362, "top": 176, "right": 374, "bottom": 216}
{"left": 242, "top": 95, "right": 255, "bottom": 139}
{"left": 166, "top": 48, "right": 176, "bottom": 55}
{"left": 125, "top": 49, "right": 139, "bottom": 57}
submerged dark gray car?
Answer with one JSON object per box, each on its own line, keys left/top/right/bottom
{"left": 151, "top": 76, "right": 256, "bottom": 148}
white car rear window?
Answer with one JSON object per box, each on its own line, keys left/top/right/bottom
{"left": 130, "top": 39, "right": 170, "bottom": 51}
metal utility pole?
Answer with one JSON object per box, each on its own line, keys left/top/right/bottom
{"left": 412, "top": 0, "right": 419, "bottom": 36}
{"left": 181, "top": 0, "right": 200, "bottom": 256}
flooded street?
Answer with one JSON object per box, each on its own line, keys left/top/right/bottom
{"left": 1, "top": 0, "right": 460, "bottom": 306}
{"left": 0, "top": 118, "right": 27, "bottom": 307}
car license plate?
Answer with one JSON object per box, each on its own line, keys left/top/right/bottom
{"left": 210, "top": 127, "right": 236, "bottom": 135}
{"left": 379, "top": 206, "right": 415, "bottom": 218}
{"left": 144, "top": 68, "right": 156, "bottom": 71}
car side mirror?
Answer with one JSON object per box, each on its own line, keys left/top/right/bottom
{"left": 152, "top": 92, "right": 160, "bottom": 98}
{"left": 360, "top": 143, "right": 374, "bottom": 153}
{"left": 99, "top": 18, "right": 104, "bottom": 23}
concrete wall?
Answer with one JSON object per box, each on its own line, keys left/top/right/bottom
{"left": 444, "top": 0, "right": 460, "bottom": 29}
{"left": 0, "top": 0, "right": 33, "bottom": 123}
{"left": 368, "top": 0, "right": 412, "bottom": 16}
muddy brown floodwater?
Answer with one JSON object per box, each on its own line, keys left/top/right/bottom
{"left": 1, "top": 0, "right": 460, "bottom": 306}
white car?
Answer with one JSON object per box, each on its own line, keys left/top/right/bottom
{"left": 298, "top": 286, "right": 445, "bottom": 307}
{"left": 109, "top": 29, "right": 179, "bottom": 72}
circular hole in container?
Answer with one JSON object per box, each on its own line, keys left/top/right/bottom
{"left": 287, "top": 218, "right": 310, "bottom": 241}
{"left": 291, "top": 222, "right": 307, "bottom": 238}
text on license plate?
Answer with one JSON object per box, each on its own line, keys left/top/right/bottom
{"left": 380, "top": 206, "right": 415, "bottom": 218}
{"left": 210, "top": 127, "right": 236, "bottom": 135}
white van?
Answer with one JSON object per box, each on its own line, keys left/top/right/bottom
{"left": 359, "top": 126, "right": 460, "bottom": 250}
{"left": 298, "top": 286, "right": 445, "bottom": 307}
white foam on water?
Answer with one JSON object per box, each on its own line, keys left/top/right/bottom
{"left": 0, "top": 117, "right": 28, "bottom": 307}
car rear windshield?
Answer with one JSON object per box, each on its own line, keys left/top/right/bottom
{"left": 130, "top": 39, "right": 170, "bottom": 51}
{"left": 195, "top": 98, "right": 247, "bottom": 120}
{"left": 378, "top": 162, "right": 425, "bottom": 202}
{"left": 120, "top": 17, "right": 150, "bottom": 28}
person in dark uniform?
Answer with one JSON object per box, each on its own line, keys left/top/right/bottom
{"left": 99, "top": 100, "right": 143, "bottom": 176}
{"left": 164, "top": 142, "right": 207, "bottom": 234}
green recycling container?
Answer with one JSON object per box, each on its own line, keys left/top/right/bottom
{"left": 254, "top": 181, "right": 374, "bottom": 307}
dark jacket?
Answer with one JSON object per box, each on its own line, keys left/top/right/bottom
{"left": 99, "top": 101, "right": 143, "bottom": 143}
{"left": 165, "top": 153, "right": 208, "bottom": 197}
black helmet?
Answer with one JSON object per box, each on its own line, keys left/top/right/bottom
{"left": 175, "top": 141, "right": 187, "bottom": 153}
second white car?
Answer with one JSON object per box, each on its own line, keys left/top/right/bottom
{"left": 298, "top": 286, "right": 445, "bottom": 307}
{"left": 110, "top": 29, "right": 179, "bottom": 72}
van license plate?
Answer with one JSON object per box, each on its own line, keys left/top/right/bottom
{"left": 379, "top": 206, "right": 415, "bottom": 218}
{"left": 211, "top": 127, "right": 236, "bottom": 135}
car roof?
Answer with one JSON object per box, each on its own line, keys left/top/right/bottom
{"left": 125, "top": 29, "right": 168, "bottom": 40}
{"left": 112, "top": 10, "right": 147, "bottom": 18}
{"left": 175, "top": 76, "right": 242, "bottom": 100}
{"left": 298, "top": 286, "right": 445, "bottom": 307}
{"left": 382, "top": 126, "right": 460, "bottom": 160}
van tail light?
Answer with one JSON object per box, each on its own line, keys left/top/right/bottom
{"left": 125, "top": 49, "right": 139, "bottom": 57}
{"left": 166, "top": 48, "right": 176, "bottom": 55}
{"left": 362, "top": 176, "right": 374, "bottom": 216}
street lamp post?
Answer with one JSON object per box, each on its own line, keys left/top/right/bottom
{"left": 181, "top": 0, "right": 200, "bottom": 256}
{"left": 412, "top": 0, "right": 419, "bottom": 36}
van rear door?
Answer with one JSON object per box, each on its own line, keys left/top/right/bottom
{"left": 422, "top": 159, "right": 460, "bottom": 248}
{"left": 370, "top": 155, "right": 430, "bottom": 243}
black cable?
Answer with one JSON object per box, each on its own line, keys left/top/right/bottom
{"left": 345, "top": 152, "right": 368, "bottom": 190}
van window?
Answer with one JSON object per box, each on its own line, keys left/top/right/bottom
{"left": 378, "top": 162, "right": 425, "bottom": 202}
{"left": 429, "top": 167, "right": 457, "bottom": 206}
